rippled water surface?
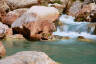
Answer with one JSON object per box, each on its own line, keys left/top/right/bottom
{"left": 2, "top": 39, "right": 96, "bottom": 64}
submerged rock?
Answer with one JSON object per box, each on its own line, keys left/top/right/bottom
{"left": 0, "top": 41, "right": 6, "bottom": 58}
{"left": 0, "top": 51, "right": 57, "bottom": 64}
{"left": 3, "top": 8, "right": 28, "bottom": 26}
{"left": 77, "top": 36, "right": 93, "bottom": 42}
{"left": 5, "top": 0, "right": 38, "bottom": 10}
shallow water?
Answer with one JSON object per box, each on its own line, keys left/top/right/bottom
{"left": 2, "top": 39, "right": 96, "bottom": 64}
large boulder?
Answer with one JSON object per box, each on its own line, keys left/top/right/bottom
{"left": 0, "top": 51, "right": 57, "bottom": 64}
{"left": 13, "top": 21, "right": 56, "bottom": 40}
{"left": 5, "top": 0, "right": 38, "bottom": 10}
{"left": 3, "top": 8, "right": 28, "bottom": 26}
{"left": 11, "top": 6, "right": 59, "bottom": 40}
{"left": 0, "top": 41, "right": 6, "bottom": 58}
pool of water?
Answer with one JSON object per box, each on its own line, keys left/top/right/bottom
{"left": 2, "top": 39, "right": 96, "bottom": 64}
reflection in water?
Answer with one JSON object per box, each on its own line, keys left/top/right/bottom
{"left": 2, "top": 39, "right": 96, "bottom": 64}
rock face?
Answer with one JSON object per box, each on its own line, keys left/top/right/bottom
{"left": 5, "top": 0, "right": 38, "bottom": 10}
{"left": 0, "top": 41, "right": 6, "bottom": 58}
{"left": 0, "top": 51, "right": 57, "bottom": 64}
{"left": 3, "top": 8, "right": 28, "bottom": 26}
{"left": 11, "top": 6, "right": 59, "bottom": 40}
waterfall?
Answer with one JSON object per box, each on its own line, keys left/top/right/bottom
{"left": 53, "top": 14, "right": 96, "bottom": 39}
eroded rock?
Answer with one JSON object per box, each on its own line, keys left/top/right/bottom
{"left": 0, "top": 51, "right": 57, "bottom": 64}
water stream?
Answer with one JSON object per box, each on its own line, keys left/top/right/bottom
{"left": 53, "top": 14, "right": 96, "bottom": 40}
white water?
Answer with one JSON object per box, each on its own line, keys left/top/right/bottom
{"left": 53, "top": 15, "right": 96, "bottom": 39}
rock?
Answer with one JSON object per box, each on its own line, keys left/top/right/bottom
{"left": 11, "top": 6, "right": 59, "bottom": 40}
{"left": 52, "top": 35, "right": 70, "bottom": 40}
{"left": 12, "top": 6, "right": 59, "bottom": 28}
{"left": 0, "top": 22, "right": 9, "bottom": 39}
{"left": 0, "top": 0, "right": 10, "bottom": 13}
{"left": 0, "top": 41, "right": 6, "bottom": 58}
{"left": 5, "top": 28, "right": 13, "bottom": 36}
{"left": 75, "top": 3, "right": 96, "bottom": 21}
{"left": 0, "top": 51, "right": 57, "bottom": 64}
{"left": 5, "top": 34, "right": 25, "bottom": 39}
{"left": 68, "top": 0, "right": 83, "bottom": 17}
{"left": 13, "top": 21, "right": 56, "bottom": 40}
{"left": 77, "top": 36, "right": 93, "bottom": 42}
{"left": 0, "top": 0, "right": 10, "bottom": 22}
{"left": 3, "top": 8, "right": 28, "bottom": 26}
{"left": 5, "top": 0, "right": 38, "bottom": 10}
{"left": 68, "top": 1, "right": 96, "bottom": 22}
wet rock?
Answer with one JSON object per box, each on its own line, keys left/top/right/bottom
{"left": 77, "top": 36, "right": 93, "bottom": 42}
{"left": 5, "top": 34, "right": 25, "bottom": 39}
{"left": 3, "top": 8, "right": 28, "bottom": 26}
{"left": 0, "top": 51, "right": 57, "bottom": 64}
{"left": 0, "top": 41, "right": 6, "bottom": 58}
{"left": 5, "top": 0, "right": 38, "bottom": 10}
{"left": 12, "top": 6, "right": 59, "bottom": 28}
{"left": 52, "top": 35, "right": 70, "bottom": 40}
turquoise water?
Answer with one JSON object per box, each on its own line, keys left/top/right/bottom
{"left": 2, "top": 39, "right": 96, "bottom": 64}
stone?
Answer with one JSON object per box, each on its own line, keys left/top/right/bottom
{"left": 68, "top": 0, "right": 83, "bottom": 17}
{"left": 0, "top": 41, "right": 6, "bottom": 58}
{"left": 0, "top": 22, "right": 9, "bottom": 39}
{"left": 5, "top": 28, "right": 13, "bottom": 36}
{"left": 12, "top": 6, "right": 59, "bottom": 28}
{"left": 77, "top": 36, "right": 93, "bottom": 42}
{"left": 5, "top": 34, "right": 25, "bottom": 39}
{"left": 5, "top": 0, "right": 38, "bottom": 10}
{"left": 13, "top": 21, "right": 56, "bottom": 40}
{"left": 0, "top": 0, "right": 10, "bottom": 22}
{"left": 0, "top": 51, "right": 57, "bottom": 64}
{"left": 3, "top": 8, "right": 28, "bottom": 26}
